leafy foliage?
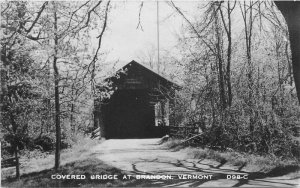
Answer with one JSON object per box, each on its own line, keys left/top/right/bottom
{"left": 171, "top": 1, "right": 300, "bottom": 159}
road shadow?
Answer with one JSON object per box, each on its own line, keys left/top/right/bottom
{"left": 125, "top": 157, "right": 300, "bottom": 187}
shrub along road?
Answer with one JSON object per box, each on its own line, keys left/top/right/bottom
{"left": 91, "top": 139, "right": 300, "bottom": 187}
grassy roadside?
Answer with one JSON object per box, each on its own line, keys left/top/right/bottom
{"left": 2, "top": 158, "right": 135, "bottom": 187}
{"left": 163, "top": 138, "right": 300, "bottom": 174}
{"left": 1, "top": 137, "right": 135, "bottom": 187}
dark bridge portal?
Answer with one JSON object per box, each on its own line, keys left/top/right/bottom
{"left": 105, "top": 89, "right": 155, "bottom": 138}
{"left": 94, "top": 60, "right": 179, "bottom": 139}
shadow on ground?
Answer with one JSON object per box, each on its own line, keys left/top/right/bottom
{"left": 125, "top": 158, "right": 300, "bottom": 187}
{"left": 1, "top": 158, "right": 135, "bottom": 187}
{"left": 2, "top": 138, "right": 299, "bottom": 187}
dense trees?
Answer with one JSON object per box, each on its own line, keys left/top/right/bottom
{"left": 1, "top": 43, "right": 43, "bottom": 178}
{"left": 170, "top": 1, "right": 300, "bottom": 157}
{"left": 1, "top": 0, "right": 299, "bottom": 179}
{"left": 1, "top": 1, "right": 111, "bottom": 176}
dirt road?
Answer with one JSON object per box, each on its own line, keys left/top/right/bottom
{"left": 91, "top": 139, "right": 299, "bottom": 187}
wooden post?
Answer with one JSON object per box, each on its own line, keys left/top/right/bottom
{"left": 94, "top": 99, "right": 105, "bottom": 139}
{"left": 99, "top": 103, "right": 105, "bottom": 139}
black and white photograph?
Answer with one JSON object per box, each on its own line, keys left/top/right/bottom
{"left": 1, "top": 0, "right": 300, "bottom": 187}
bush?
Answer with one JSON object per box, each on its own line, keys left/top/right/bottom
{"left": 291, "top": 140, "right": 300, "bottom": 159}
{"left": 172, "top": 95, "right": 300, "bottom": 159}
{"left": 61, "top": 139, "right": 71, "bottom": 149}
{"left": 34, "top": 136, "right": 54, "bottom": 151}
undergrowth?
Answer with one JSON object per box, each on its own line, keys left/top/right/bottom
{"left": 163, "top": 138, "right": 300, "bottom": 173}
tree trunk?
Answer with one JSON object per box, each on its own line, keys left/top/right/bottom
{"left": 10, "top": 114, "right": 20, "bottom": 179}
{"left": 14, "top": 145, "right": 20, "bottom": 179}
{"left": 240, "top": 0, "right": 255, "bottom": 146}
{"left": 275, "top": 2, "right": 300, "bottom": 104}
{"left": 46, "top": 58, "right": 51, "bottom": 133}
{"left": 214, "top": 6, "right": 226, "bottom": 110}
{"left": 285, "top": 41, "right": 293, "bottom": 86}
{"left": 53, "top": 2, "right": 61, "bottom": 171}
{"left": 226, "top": 1, "right": 233, "bottom": 107}
{"left": 219, "top": 1, "right": 234, "bottom": 107}
{"left": 226, "top": 35, "right": 232, "bottom": 107}
{"left": 70, "top": 103, "right": 75, "bottom": 133}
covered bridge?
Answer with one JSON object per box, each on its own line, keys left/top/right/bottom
{"left": 94, "top": 60, "right": 180, "bottom": 139}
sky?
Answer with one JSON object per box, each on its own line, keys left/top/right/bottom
{"left": 101, "top": 1, "right": 199, "bottom": 64}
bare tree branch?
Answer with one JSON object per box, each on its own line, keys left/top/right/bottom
{"left": 24, "top": 2, "right": 48, "bottom": 33}
{"left": 136, "top": 2, "right": 144, "bottom": 31}
{"left": 168, "top": 1, "right": 217, "bottom": 57}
